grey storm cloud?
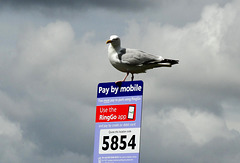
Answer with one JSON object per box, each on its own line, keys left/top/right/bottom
{"left": 2, "top": 0, "right": 153, "bottom": 11}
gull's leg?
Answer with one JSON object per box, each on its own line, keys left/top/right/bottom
{"left": 115, "top": 72, "right": 129, "bottom": 84}
{"left": 122, "top": 72, "right": 129, "bottom": 82}
{"left": 131, "top": 73, "right": 134, "bottom": 81}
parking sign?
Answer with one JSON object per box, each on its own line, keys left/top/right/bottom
{"left": 93, "top": 81, "right": 143, "bottom": 163}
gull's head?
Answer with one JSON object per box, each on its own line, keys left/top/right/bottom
{"left": 106, "top": 35, "right": 121, "bottom": 49}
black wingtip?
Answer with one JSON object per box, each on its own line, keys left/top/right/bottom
{"left": 160, "top": 59, "right": 179, "bottom": 65}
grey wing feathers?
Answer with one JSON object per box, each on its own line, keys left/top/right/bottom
{"left": 119, "top": 48, "right": 162, "bottom": 65}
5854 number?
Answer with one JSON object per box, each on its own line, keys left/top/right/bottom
{"left": 99, "top": 128, "right": 140, "bottom": 154}
{"left": 102, "top": 135, "right": 136, "bottom": 151}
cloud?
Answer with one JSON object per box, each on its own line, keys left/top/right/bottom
{"left": 0, "top": 21, "right": 99, "bottom": 162}
{"left": 0, "top": 114, "right": 36, "bottom": 162}
{"left": 141, "top": 108, "right": 240, "bottom": 163}
{"left": 144, "top": 108, "right": 233, "bottom": 145}
{"left": 0, "top": 114, "right": 91, "bottom": 163}
{"left": 2, "top": 0, "right": 153, "bottom": 11}
{"left": 1, "top": 0, "right": 230, "bottom": 26}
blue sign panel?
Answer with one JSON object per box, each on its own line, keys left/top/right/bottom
{"left": 94, "top": 81, "right": 143, "bottom": 163}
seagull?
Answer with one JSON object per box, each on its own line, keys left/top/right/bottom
{"left": 106, "top": 35, "right": 179, "bottom": 82}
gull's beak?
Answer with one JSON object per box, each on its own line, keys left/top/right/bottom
{"left": 106, "top": 40, "right": 112, "bottom": 44}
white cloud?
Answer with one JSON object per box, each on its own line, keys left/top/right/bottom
{"left": 0, "top": 115, "right": 22, "bottom": 139}
{"left": 18, "top": 21, "right": 74, "bottom": 66}
{"left": 141, "top": 108, "right": 240, "bottom": 162}
{"left": 222, "top": 100, "right": 240, "bottom": 132}
{"left": 145, "top": 108, "right": 234, "bottom": 145}
{"left": 0, "top": 21, "right": 97, "bottom": 162}
{"left": 0, "top": 115, "right": 36, "bottom": 163}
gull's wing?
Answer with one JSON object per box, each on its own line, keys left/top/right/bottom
{"left": 119, "top": 48, "right": 163, "bottom": 65}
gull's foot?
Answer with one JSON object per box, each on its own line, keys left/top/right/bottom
{"left": 115, "top": 81, "right": 123, "bottom": 87}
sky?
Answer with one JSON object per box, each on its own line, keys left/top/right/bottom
{"left": 0, "top": 0, "right": 240, "bottom": 162}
